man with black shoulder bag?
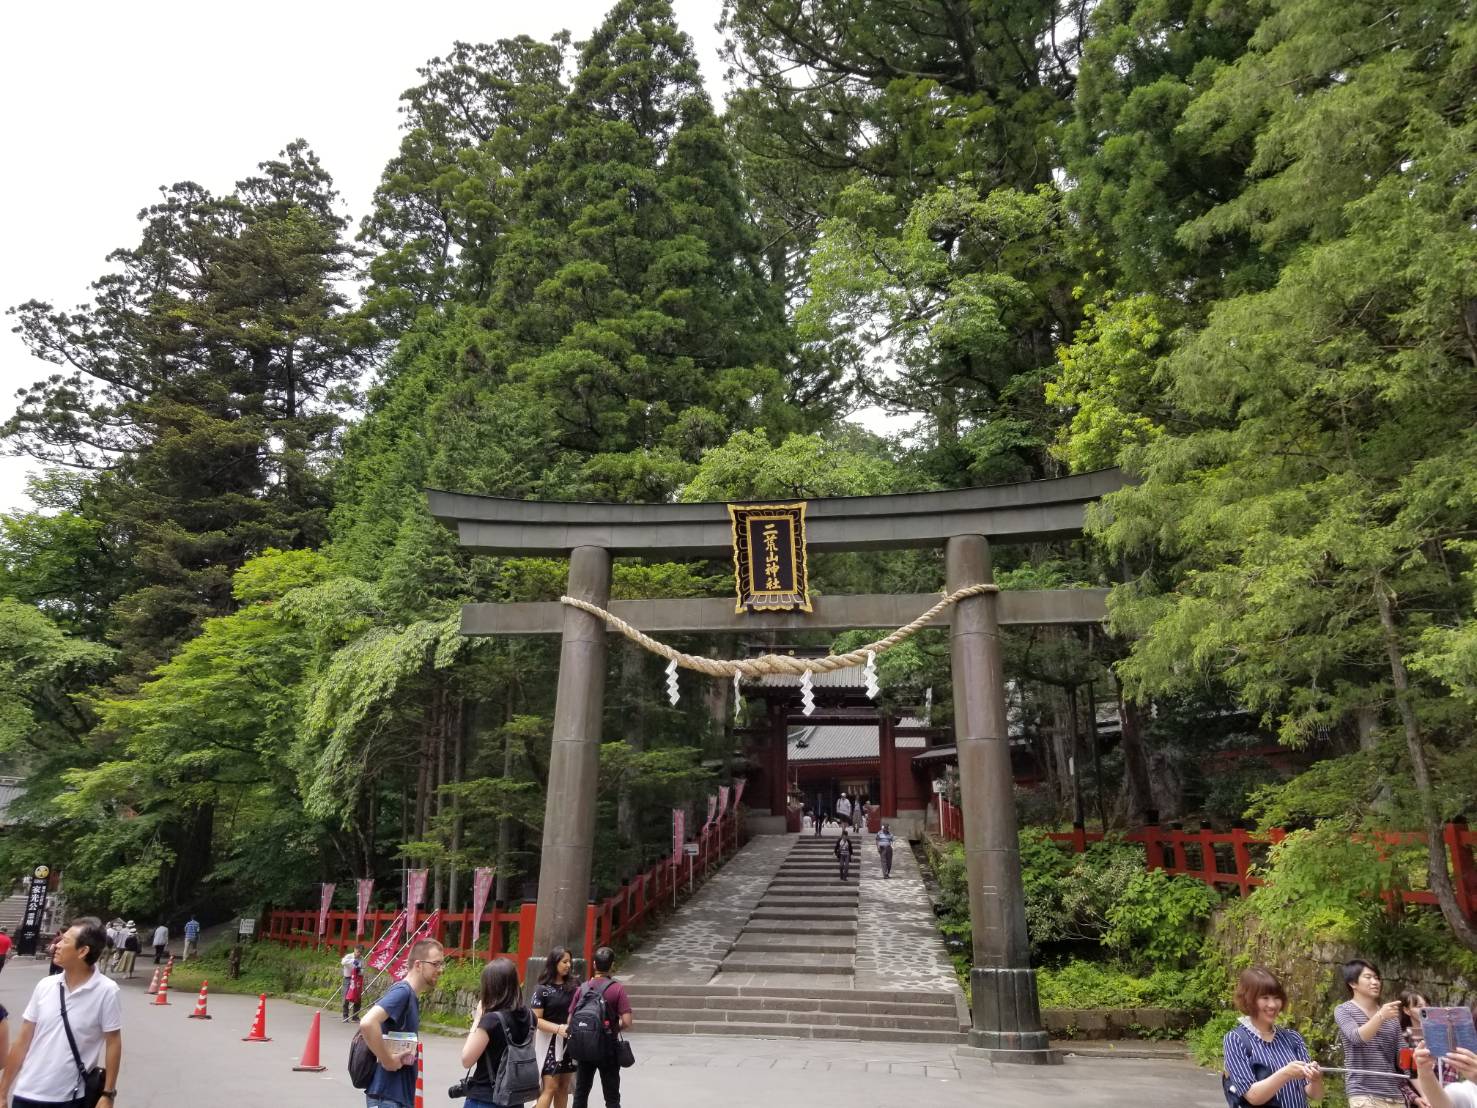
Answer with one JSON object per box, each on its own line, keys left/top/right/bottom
{"left": 0, "top": 916, "right": 122, "bottom": 1108}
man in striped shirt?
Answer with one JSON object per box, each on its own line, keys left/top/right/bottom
{"left": 1335, "top": 960, "right": 1409, "bottom": 1107}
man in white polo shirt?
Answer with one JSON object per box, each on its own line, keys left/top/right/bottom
{"left": 0, "top": 916, "right": 122, "bottom": 1108}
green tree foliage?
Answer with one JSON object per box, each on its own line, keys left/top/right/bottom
{"left": 1077, "top": 0, "right": 1477, "bottom": 949}
{"left": 6, "top": 141, "right": 374, "bottom": 666}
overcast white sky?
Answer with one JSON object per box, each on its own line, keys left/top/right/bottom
{"left": 0, "top": 0, "right": 757, "bottom": 514}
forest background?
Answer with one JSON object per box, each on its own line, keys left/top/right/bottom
{"left": 2, "top": 0, "right": 1476, "bottom": 1019}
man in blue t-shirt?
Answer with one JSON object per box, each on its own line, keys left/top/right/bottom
{"left": 359, "top": 938, "right": 446, "bottom": 1108}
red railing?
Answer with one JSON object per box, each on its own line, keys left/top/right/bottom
{"left": 927, "top": 800, "right": 1477, "bottom": 920}
{"left": 261, "top": 807, "right": 747, "bottom": 978}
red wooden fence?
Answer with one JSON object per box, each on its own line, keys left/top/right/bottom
{"left": 262, "top": 807, "right": 746, "bottom": 979}
{"left": 927, "top": 799, "right": 1477, "bottom": 921}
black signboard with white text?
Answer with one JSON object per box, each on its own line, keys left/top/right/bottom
{"left": 18, "top": 864, "right": 50, "bottom": 955}
{"left": 728, "top": 503, "right": 811, "bottom": 612}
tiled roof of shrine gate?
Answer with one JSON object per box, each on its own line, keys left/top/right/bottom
{"left": 788, "top": 717, "right": 928, "bottom": 762}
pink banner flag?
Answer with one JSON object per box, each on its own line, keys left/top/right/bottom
{"left": 734, "top": 778, "right": 746, "bottom": 807}
{"left": 718, "top": 785, "right": 730, "bottom": 818}
{"left": 365, "top": 909, "right": 407, "bottom": 971}
{"left": 405, "top": 869, "right": 428, "bottom": 935}
{"left": 317, "top": 882, "right": 336, "bottom": 937}
{"left": 707, "top": 794, "right": 717, "bottom": 827}
{"left": 388, "top": 910, "right": 442, "bottom": 982}
{"left": 672, "top": 808, "right": 685, "bottom": 862}
{"left": 470, "top": 867, "right": 496, "bottom": 950}
{"left": 356, "top": 879, "right": 375, "bottom": 937}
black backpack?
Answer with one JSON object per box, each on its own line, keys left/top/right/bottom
{"left": 567, "top": 979, "right": 616, "bottom": 1063}
{"left": 490, "top": 1009, "right": 542, "bottom": 1105}
{"left": 348, "top": 1031, "right": 376, "bottom": 1089}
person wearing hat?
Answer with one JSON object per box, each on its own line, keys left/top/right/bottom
{"left": 119, "top": 923, "right": 140, "bottom": 979}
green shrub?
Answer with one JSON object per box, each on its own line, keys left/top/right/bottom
{"left": 1189, "top": 1009, "right": 1241, "bottom": 1067}
{"left": 1104, "top": 869, "right": 1219, "bottom": 969}
{"left": 1037, "top": 958, "right": 1221, "bottom": 1012}
{"left": 1022, "top": 831, "right": 1148, "bottom": 949}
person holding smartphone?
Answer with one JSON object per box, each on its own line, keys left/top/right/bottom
{"left": 1414, "top": 1042, "right": 1477, "bottom": 1107}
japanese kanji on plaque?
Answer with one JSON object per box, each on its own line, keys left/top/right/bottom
{"left": 728, "top": 502, "right": 811, "bottom": 613}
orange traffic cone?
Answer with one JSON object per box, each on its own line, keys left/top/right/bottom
{"left": 152, "top": 974, "right": 170, "bottom": 1005}
{"left": 187, "top": 980, "right": 211, "bottom": 1019}
{"left": 242, "top": 994, "right": 272, "bottom": 1042}
{"left": 413, "top": 1042, "right": 425, "bottom": 1108}
{"left": 146, "top": 967, "right": 161, "bottom": 995}
{"left": 292, "top": 1010, "right": 327, "bottom": 1072}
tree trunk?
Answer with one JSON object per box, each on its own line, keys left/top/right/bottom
{"left": 616, "top": 642, "right": 645, "bottom": 844}
{"left": 449, "top": 698, "right": 468, "bottom": 914}
{"left": 495, "top": 704, "right": 516, "bottom": 906}
{"left": 433, "top": 690, "right": 447, "bottom": 911}
{"left": 1373, "top": 578, "right": 1477, "bottom": 952}
{"left": 1115, "top": 676, "right": 1155, "bottom": 825}
{"left": 1066, "top": 685, "right": 1086, "bottom": 828}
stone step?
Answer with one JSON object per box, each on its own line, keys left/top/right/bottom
{"left": 635, "top": 1019, "right": 966, "bottom": 1044}
{"left": 632, "top": 1006, "right": 962, "bottom": 1032}
{"left": 718, "top": 955, "right": 853, "bottom": 975}
{"left": 740, "top": 919, "right": 856, "bottom": 935}
{"left": 631, "top": 993, "right": 955, "bottom": 1019}
{"left": 767, "top": 878, "right": 856, "bottom": 888}
{"left": 750, "top": 906, "right": 856, "bottom": 921}
{"left": 732, "top": 932, "right": 855, "bottom": 954}
{"left": 623, "top": 983, "right": 957, "bottom": 1006}
{"left": 758, "top": 896, "right": 858, "bottom": 908}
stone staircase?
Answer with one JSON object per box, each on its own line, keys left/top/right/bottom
{"left": 627, "top": 833, "right": 968, "bottom": 1043}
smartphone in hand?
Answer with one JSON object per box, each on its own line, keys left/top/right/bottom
{"left": 1419, "top": 1007, "right": 1477, "bottom": 1059}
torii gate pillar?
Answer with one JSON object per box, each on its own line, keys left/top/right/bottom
{"left": 529, "top": 545, "right": 611, "bottom": 957}
{"left": 947, "top": 535, "right": 1052, "bottom": 1061}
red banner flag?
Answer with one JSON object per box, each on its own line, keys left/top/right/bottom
{"left": 672, "top": 808, "right": 685, "bottom": 862}
{"left": 318, "top": 882, "right": 336, "bottom": 937}
{"left": 365, "top": 909, "right": 407, "bottom": 972}
{"left": 706, "top": 794, "right": 717, "bottom": 827}
{"left": 405, "top": 869, "right": 428, "bottom": 935}
{"left": 470, "top": 867, "right": 495, "bottom": 950}
{"left": 718, "top": 785, "right": 730, "bottom": 819}
{"left": 388, "top": 910, "right": 442, "bottom": 982}
{"left": 356, "top": 879, "right": 375, "bottom": 937}
{"left": 734, "top": 778, "right": 746, "bottom": 807}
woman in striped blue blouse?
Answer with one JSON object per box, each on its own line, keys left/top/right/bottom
{"left": 1223, "top": 967, "right": 1325, "bottom": 1107}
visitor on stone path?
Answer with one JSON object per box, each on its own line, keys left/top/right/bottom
{"left": 569, "top": 946, "right": 633, "bottom": 1108}
{"left": 150, "top": 922, "right": 169, "bottom": 964}
{"left": 0, "top": 916, "right": 123, "bottom": 1108}
{"left": 1414, "top": 1038, "right": 1477, "bottom": 1108}
{"left": 834, "top": 829, "right": 853, "bottom": 882}
{"left": 530, "top": 946, "right": 580, "bottom": 1108}
{"left": 118, "top": 925, "right": 139, "bottom": 980}
{"left": 1221, "top": 966, "right": 1323, "bottom": 1108}
{"left": 835, "top": 794, "right": 852, "bottom": 829}
{"left": 1336, "top": 959, "right": 1412, "bottom": 1108}
{"left": 460, "top": 957, "right": 537, "bottom": 1108}
{"left": 182, "top": 915, "right": 201, "bottom": 961}
{"left": 875, "top": 824, "right": 896, "bottom": 879}
{"left": 0, "top": 927, "right": 13, "bottom": 975}
{"left": 342, "top": 945, "right": 366, "bottom": 1023}
{"left": 812, "top": 803, "right": 826, "bottom": 837}
{"left": 360, "top": 937, "right": 445, "bottom": 1108}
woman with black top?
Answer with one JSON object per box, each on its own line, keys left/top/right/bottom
{"left": 460, "top": 957, "right": 536, "bottom": 1108}
{"left": 530, "top": 947, "right": 579, "bottom": 1108}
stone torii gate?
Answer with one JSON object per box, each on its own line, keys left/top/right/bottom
{"left": 429, "top": 468, "right": 1122, "bottom": 1062}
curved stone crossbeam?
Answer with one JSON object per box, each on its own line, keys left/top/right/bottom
{"left": 427, "top": 469, "right": 1124, "bottom": 556}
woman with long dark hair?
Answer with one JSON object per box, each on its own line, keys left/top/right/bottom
{"left": 460, "top": 957, "right": 537, "bottom": 1107}
{"left": 530, "top": 947, "right": 580, "bottom": 1108}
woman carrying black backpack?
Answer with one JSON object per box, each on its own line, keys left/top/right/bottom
{"left": 459, "top": 957, "right": 542, "bottom": 1107}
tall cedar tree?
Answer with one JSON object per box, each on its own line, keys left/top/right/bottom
{"left": 7, "top": 141, "right": 374, "bottom": 669}
{"left": 493, "top": 0, "right": 791, "bottom": 498}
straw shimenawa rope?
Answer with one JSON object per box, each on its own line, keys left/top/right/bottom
{"left": 557, "top": 583, "right": 999, "bottom": 680}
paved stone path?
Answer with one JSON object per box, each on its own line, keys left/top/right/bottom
{"left": 0, "top": 960, "right": 1225, "bottom": 1107}
{"left": 854, "top": 829, "right": 963, "bottom": 994}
